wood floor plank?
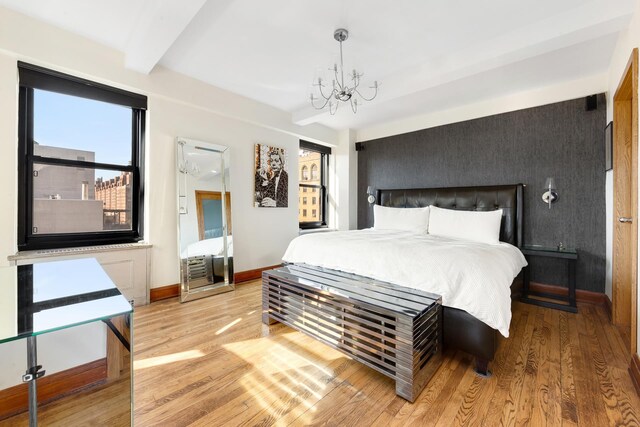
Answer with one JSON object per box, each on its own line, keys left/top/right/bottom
{"left": 385, "top": 351, "right": 459, "bottom": 426}
{"left": 450, "top": 307, "right": 527, "bottom": 426}
{"left": 559, "top": 311, "right": 578, "bottom": 426}
{"left": 4, "top": 281, "right": 639, "bottom": 427}
{"left": 514, "top": 308, "right": 545, "bottom": 426}
{"left": 571, "top": 306, "right": 610, "bottom": 427}
{"left": 482, "top": 306, "right": 537, "bottom": 426}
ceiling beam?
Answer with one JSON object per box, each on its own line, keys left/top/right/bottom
{"left": 293, "top": 0, "right": 635, "bottom": 126}
{"left": 124, "top": 0, "right": 208, "bottom": 74}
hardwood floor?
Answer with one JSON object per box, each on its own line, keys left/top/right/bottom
{"left": 133, "top": 280, "right": 639, "bottom": 426}
{"left": 2, "top": 280, "right": 639, "bottom": 426}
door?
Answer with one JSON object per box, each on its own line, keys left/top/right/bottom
{"left": 613, "top": 48, "right": 638, "bottom": 354}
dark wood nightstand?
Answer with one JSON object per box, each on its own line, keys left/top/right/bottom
{"left": 520, "top": 245, "right": 578, "bottom": 313}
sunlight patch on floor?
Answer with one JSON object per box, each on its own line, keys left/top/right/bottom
{"left": 222, "top": 339, "right": 341, "bottom": 376}
{"left": 211, "top": 325, "right": 355, "bottom": 422}
{"left": 133, "top": 349, "right": 205, "bottom": 370}
{"left": 215, "top": 317, "right": 242, "bottom": 335}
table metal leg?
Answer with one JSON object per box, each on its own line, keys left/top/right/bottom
{"left": 522, "top": 258, "right": 530, "bottom": 298}
{"left": 568, "top": 258, "right": 577, "bottom": 309}
{"left": 27, "top": 336, "right": 38, "bottom": 427}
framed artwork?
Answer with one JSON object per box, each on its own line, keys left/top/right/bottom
{"left": 605, "top": 121, "right": 613, "bottom": 172}
{"left": 254, "top": 144, "right": 288, "bottom": 207}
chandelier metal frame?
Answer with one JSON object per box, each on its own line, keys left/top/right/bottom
{"left": 310, "top": 28, "right": 379, "bottom": 114}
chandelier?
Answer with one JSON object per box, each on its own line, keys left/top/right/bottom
{"left": 178, "top": 141, "right": 201, "bottom": 177}
{"left": 310, "top": 28, "right": 379, "bottom": 114}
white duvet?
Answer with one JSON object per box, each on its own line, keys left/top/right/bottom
{"left": 282, "top": 229, "right": 527, "bottom": 337}
{"left": 181, "top": 236, "right": 233, "bottom": 259}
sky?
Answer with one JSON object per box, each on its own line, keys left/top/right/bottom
{"left": 34, "top": 89, "right": 133, "bottom": 180}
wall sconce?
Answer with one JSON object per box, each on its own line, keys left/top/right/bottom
{"left": 541, "top": 177, "right": 558, "bottom": 209}
{"left": 366, "top": 186, "right": 376, "bottom": 204}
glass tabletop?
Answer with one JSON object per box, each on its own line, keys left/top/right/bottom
{"left": 0, "top": 258, "right": 132, "bottom": 344}
{"left": 521, "top": 244, "right": 577, "bottom": 255}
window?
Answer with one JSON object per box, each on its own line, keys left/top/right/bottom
{"left": 18, "top": 62, "right": 147, "bottom": 250}
{"left": 298, "top": 140, "right": 330, "bottom": 229}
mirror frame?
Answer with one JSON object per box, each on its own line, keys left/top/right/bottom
{"left": 176, "top": 137, "right": 234, "bottom": 303}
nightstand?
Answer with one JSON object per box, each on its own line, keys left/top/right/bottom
{"left": 520, "top": 245, "right": 578, "bottom": 313}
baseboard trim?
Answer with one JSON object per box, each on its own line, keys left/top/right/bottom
{"left": 630, "top": 354, "right": 640, "bottom": 396}
{"left": 234, "top": 264, "right": 282, "bottom": 284}
{"left": 0, "top": 358, "right": 107, "bottom": 421}
{"left": 150, "top": 283, "right": 180, "bottom": 302}
{"left": 150, "top": 264, "right": 282, "bottom": 303}
{"left": 529, "top": 282, "right": 607, "bottom": 305}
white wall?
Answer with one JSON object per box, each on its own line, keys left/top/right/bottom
{"left": 0, "top": 6, "right": 338, "bottom": 288}
{"left": 606, "top": 0, "right": 640, "bottom": 359}
{"left": 330, "top": 129, "right": 358, "bottom": 230}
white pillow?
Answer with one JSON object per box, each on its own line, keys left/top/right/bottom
{"left": 428, "top": 206, "right": 503, "bottom": 244}
{"left": 374, "top": 205, "right": 430, "bottom": 233}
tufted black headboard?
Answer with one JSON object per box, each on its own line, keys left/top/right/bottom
{"left": 377, "top": 184, "right": 524, "bottom": 247}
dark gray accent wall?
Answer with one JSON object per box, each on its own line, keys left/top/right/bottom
{"left": 358, "top": 95, "right": 606, "bottom": 292}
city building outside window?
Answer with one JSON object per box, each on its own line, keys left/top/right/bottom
{"left": 298, "top": 140, "right": 330, "bottom": 229}
{"left": 17, "top": 62, "right": 146, "bottom": 250}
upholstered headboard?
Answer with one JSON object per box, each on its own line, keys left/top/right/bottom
{"left": 377, "top": 184, "right": 524, "bottom": 247}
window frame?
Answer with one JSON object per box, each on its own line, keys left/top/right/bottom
{"left": 299, "top": 140, "right": 330, "bottom": 230}
{"left": 17, "top": 62, "right": 147, "bottom": 250}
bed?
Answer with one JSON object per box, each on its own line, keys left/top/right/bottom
{"left": 282, "top": 184, "right": 526, "bottom": 375}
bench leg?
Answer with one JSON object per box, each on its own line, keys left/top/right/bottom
{"left": 262, "top": 279, "right": 279, "bottom": 325}
{"left": 395, "top": 309, "right": 443, "bottom": 402}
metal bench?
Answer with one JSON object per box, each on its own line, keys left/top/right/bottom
{"left": 262, "top": 264, "right": 442, "bottom": 402}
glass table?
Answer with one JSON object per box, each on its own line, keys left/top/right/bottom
{"left": 0, "top": 258, "right": 133, "bottom": 426}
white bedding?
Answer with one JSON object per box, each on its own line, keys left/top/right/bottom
{"left": 282, "top": 229, "right": 527, "bottom": 337}
{"left": 181, "top": 236, "right": 233, "bottom": 259}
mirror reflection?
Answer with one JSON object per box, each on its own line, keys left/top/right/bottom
{"left": 177, "top": 138, "right": 234, "bottom": 303}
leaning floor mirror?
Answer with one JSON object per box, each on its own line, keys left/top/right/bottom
{"left": 176, "top": 137, "right": 234, "bottom": 302}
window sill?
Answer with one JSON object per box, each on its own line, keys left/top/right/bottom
{"left": 8, "top": 242, "right": 153, "bottom": 263}
{"left": 299, "top": 228, "right": 336, "bottom": 236}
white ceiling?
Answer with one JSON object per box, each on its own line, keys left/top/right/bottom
{"left": 0, "top": 0, "right": 635, "bottom": 131}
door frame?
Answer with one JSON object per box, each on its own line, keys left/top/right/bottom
{"left": 613, "top": 48, "right": 638, "bottom": 355}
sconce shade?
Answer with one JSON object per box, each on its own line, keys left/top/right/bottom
{"left": 545, "top": 177, "right": 556, "bottom": 190}
{"left": 542, "top": 177, "right": 558, "bottom": 208}
{"left": 366, "top": 186, "right": 375, "bottom": 204}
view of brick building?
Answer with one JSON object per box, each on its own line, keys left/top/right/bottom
{"left": 95, "top": 171, "right": 133, "bottom": 229}
{"left": 298, "top": 150, "right": 321, "bottom": 223}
